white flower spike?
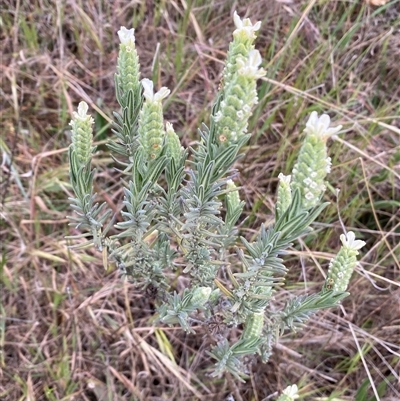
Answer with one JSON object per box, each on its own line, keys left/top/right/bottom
{"left": 70, "top": 101, "right": 94, "bottom": 165}
{"left": 115, "top": 26, "right": 140, "bottom": 108}
{"left": 304, "top": 111, "right": 342, "bottom": 139}
{"left": 117, "top": 26, "right": 135, "bottom": 47}
{"left": 323, "top": 231, "right": 365, "bottom": 292}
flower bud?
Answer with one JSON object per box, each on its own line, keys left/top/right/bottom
{"left": 276, "top": 173, "right": 292, "bottom": 219}
{"left": 242, "top": 312, "right": 264, "bottom": 340}
{"left": 226, "top": 179, "right": 240, "bottom": 211}
{"left": 191, "top": 287, "right": 212, "bottom": 307}
{"left": 69, "top": 101, "right": 94, "bottom": 165}
{"left": 165, "top": 122, "right": 183, "bottom": 161}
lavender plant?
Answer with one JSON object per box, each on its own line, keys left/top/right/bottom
{"left": 66, "top": 12, "right": 365, "bottom": 382}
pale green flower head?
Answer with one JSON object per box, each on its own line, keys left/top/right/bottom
{"left": 276, "top": 173, "right": 292, "bottom": 219}
{"left": 324, "top": 231, "right": 366, "bottom": 293}
{"left": 242, "top": 312, "right": 264, "bottom": 340}
{"left": 276, "top": 384, "right": 299, "bottom": 401}
{"left": 226, "top": 179, "right": 241, "bottom": 209}
{"left": 138, "top": 78, "right": 170, "bottom": 161}
{"left": 116, "top": 26, "right": 141, "bottom": 106}
{"left": 165, "top": 122, "right": 183, "bottom": 160}
{"left": 191, "top": 286, "right": 212, "bottom": 307}
{"left": 69, "top": 101, "right": 94, "bottom": 165}
{"left": 291, "top": 112, "right": 342, "bottom": 209}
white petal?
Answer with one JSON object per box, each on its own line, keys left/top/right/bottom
{"left": 154, "top": 86, "right": 170, "bottom": 102}
{"left": 253, "top": 21, "right": 262, "bottom": 31}
{"left": 77, "top": 101, "right": 89, "bottom": 118}
{"left": 141, "top": 78, "right": 154, "bottom": 101}
{"left": 249, "top": 49, "right": 262, "bottom": 67}
{"left": 326, "top": 124, "right": 343, "bottom": 136}
{"left": 166, "top": 121, "right": 173, "bottom": 132}
{"left": 141, "top": 79, "right": 170, "bottom": 103}
{"left": 306, "top": 111, "right": 319, "bottom": 128}
{"left": 117, "top": 26, "right": 135, "bottom": 46}
{"left": 233, "top": 11, "right": 242, "bottom": 29}
{"left": 319, "top": 114, "right": 331, "bottom": 132}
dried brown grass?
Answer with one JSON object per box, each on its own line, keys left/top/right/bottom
{"left": 1, "top": 0, "right": 399, "bottom": 400}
